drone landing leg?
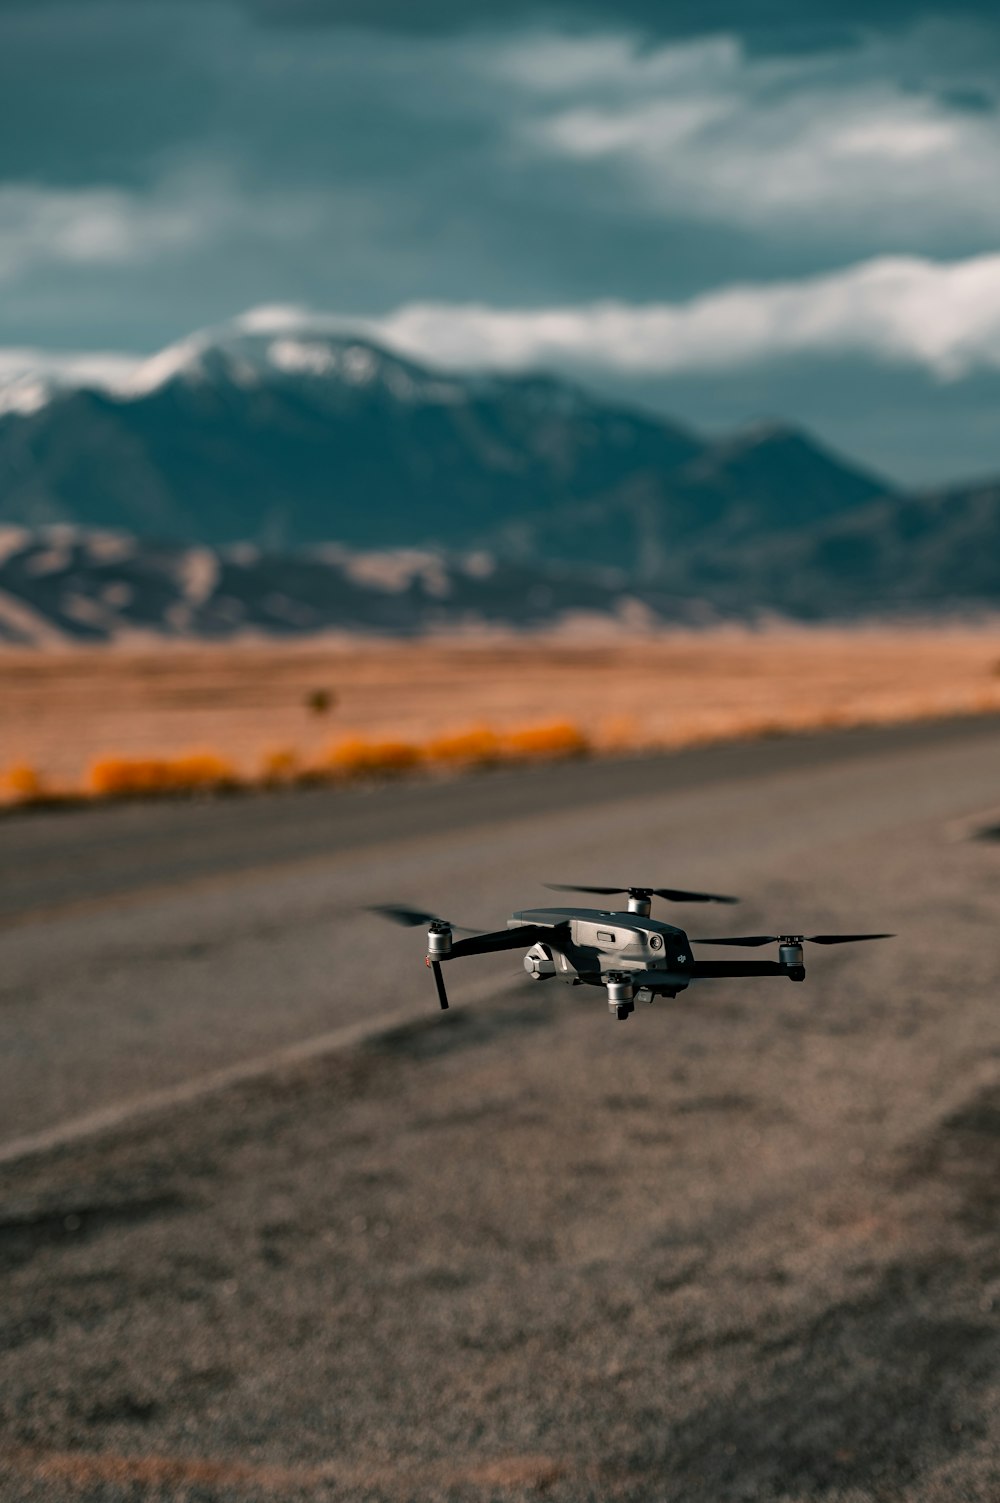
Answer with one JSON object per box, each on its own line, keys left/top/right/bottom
{"left": 427, "top": 958, "right": 450, "bottom": 1009}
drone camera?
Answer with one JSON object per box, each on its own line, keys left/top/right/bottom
{"left": 426, "top": 920, "right": 453, "bottom": 957}
{"left": 606, "top": 970, "right": 635, "bottom": 1019}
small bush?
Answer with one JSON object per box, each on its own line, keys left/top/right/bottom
{"left": 325, "top": 736, "right": 422, "bottom": 778}
{"left": 305, "top": 688, "right": 336, "bottom": 715}
{"left": 87, "top": 751, "right": 238, "bottom": 798}
{"left": 3, "top": 762, "right": 45, "bottom": 803}
{"left": 503, "top": 720, "right": 590, "bottom": 761}
{"left": 425, "top": 725, "right": 504, "bottom": 768}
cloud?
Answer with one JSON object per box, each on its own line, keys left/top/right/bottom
{"left": 0, "top": 347, "right": 141, "bottom": 413}
{"left": 0, "top": 183, "right": 205, "bottom": 282}
{"left": 0, "top": 172, "right": 330, "bottom": 286}
{"left": 15, "top": 250, "right": 1000, "bottom": 390}
{"left": 239, "top": 0, "right": 995, "bottom": 45}
{"left": 492, "top": 30, "right": 1000, "bottom": 240}
{"left": 12, "top": 251, "right": 1000, "bottom": 390}
{"left": 352, "top": 253, "right": 1000, "bottom": 381}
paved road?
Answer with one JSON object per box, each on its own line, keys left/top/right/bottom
{"left": 2, "top": 714, "right": 1000, "bottom": 1150}
{"left": 2, "top": 713, "right": 1000, "bottom": 1499}
{"left": 4, "top": 712, "right": 1000, "bottom": 926}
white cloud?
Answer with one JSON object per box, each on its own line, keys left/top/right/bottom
{"left": 362, "top": 253, "right": 1000, "bottom": 381}
{"left": 0, "top": 171, "right": 329, "bottom": 285}
{"left": 0, "top": 347, "right": 140, "bottom": 386}
{"left": 0, "top": 183, "right": 204, "bottom": 281}
{"left": 13, "top": 251, "right": 1000, "bottom": 397}
{"left": 485, "top": 29, "right": 1000, "bottom": 238}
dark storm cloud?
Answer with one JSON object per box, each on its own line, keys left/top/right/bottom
{"left": 0, "top": 1, "right": 225, "bottom": 185}
{"left": 4, "top": 0, "right": 1000, "bottom": 480}
{"left": 1, "top": 0, "right": 997, "bottom": 40}
{"left": 243, "top": 0, "right": 983, "bottom": 35}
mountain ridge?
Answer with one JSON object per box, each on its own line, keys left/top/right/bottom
{"left": 2, "top": 317, "right": 994, "bottom": 636}
{"left": 0, "top": 323, "right": 890, "bottom": 569}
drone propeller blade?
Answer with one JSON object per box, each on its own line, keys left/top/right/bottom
{"left": 368, "top": 903, "right": 439, "bottom": 927}
{"left": 428, "top": 959, "right": 450, "bottom": 1010}
{"left": 806, "top": 933, "right": 895, "bottom": 945}
{"left": 544, "top": 883, "right": 623, "bottom": 896}
{"left": 693, "top": 935, "right": 775, "bottom": 947}
{"left": 366, "top": 904, "right": 478, "bottom": 934}
{"left": 544, "top": 883, "right": 739, "bottom": 904}
{"left": 651, "top": 887, "right": 739, "bottom": 905}
{"left": 695, "top": 932, "right": 894, "bottom": 947}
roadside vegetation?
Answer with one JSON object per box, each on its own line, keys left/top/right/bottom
{"left": 0, "top": 720, "right": 591, "bottom": 807}
{"left": 2, "top": 628, "right": 1000, "bottom": 808}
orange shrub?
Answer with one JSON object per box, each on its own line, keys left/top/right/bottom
{"left": 87, "top": 750, "right": 238, "bottom": 798}
{"left": 503, "top": 720, "right": 590, "bottom": 761}
{"left": 2, "top": 762, "right": 45, "bottom": 803}
{"left": 425, "top": 725, "right": 504, "bottom": 768}
{"left": 325, "top": 736, "right": 422, "bottom": 778}
{"left": 88, "top": 758, "right": 170, "bottom": 797}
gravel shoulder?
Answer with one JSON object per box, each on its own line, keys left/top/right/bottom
{"left": 3, "top": 750, "right": 1000, "bottom": 1501}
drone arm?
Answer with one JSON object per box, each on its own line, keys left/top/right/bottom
{"left": 618, "top": 969, "right": 691, "bottom": 992}
{"left": 691, "top": 960, "right": 801, "bottom": 980}
{"left": 446, "top": 923, "right": 568, "bottom": 960}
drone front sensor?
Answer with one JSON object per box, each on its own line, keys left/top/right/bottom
{"left": 369, "top": 888, "right": 893, "bottom": 1022}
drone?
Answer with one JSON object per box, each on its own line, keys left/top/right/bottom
{"left": 371, "top": 883, "right": 892, "bottom": 1020}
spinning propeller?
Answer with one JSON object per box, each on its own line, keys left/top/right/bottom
{"left": 366, "top": 904, "right": 478, "bottom": 933}
{"left": 545, "top": 883, "right": 739, "bottom": 906}
{"left": 368, "top": 904, "right": 568, "bottom": 1012}
{"left": 367, "top": 905, "right": 480, "bottom": 1011}
{"left": 693, "top": 932, "right": 893, "bottom": 946}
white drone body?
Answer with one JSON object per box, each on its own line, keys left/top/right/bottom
{"left": 375, "top": 884, "right": 890, "bottom": 1022}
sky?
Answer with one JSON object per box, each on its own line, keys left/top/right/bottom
{"left": 5, "top": 0, "right": 1000, "bottom": 483}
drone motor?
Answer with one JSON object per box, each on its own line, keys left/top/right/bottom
{"left": 778, "top": 939, "right": 804, "bottom": 971}
{"left": 523, "top": 942, "right": 556, "bottom": 980}
{"left": 426, "top": 920, "right": 453, "bottom": 957}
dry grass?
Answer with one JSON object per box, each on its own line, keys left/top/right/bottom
{"left": 2, "top": 624, "right": 1000, "bottom": 805}
{"left": 86, "top": 751, "right": 238, "bottom": 799}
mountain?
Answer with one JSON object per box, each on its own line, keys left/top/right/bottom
{"left": 0, "top": 325, "right": 889, "bottom": 573}
{"left": 487, "top": 420, "right": 893, "bottom": 581}
{"left": 8, "top": 316, "right": 988, "bottom": 633}
{"left": 0, "top": 528, "right": 685, "bottom": 645}
{"left": 718, "top": 482, "right": 1000, "bottom": 618}
{"left": 4, "top": 480, "right": 998, "bottom": 647}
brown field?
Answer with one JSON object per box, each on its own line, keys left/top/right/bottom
{"left": 2, "top": 624, "right": 1000, "bottom": 802}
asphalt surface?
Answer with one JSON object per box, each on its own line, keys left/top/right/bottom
{"left": 4, "top": 712, "right": 1000, "bottom": 927}
{"left": 3, "top": 716, "right": 1000, "bottom": 1499}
